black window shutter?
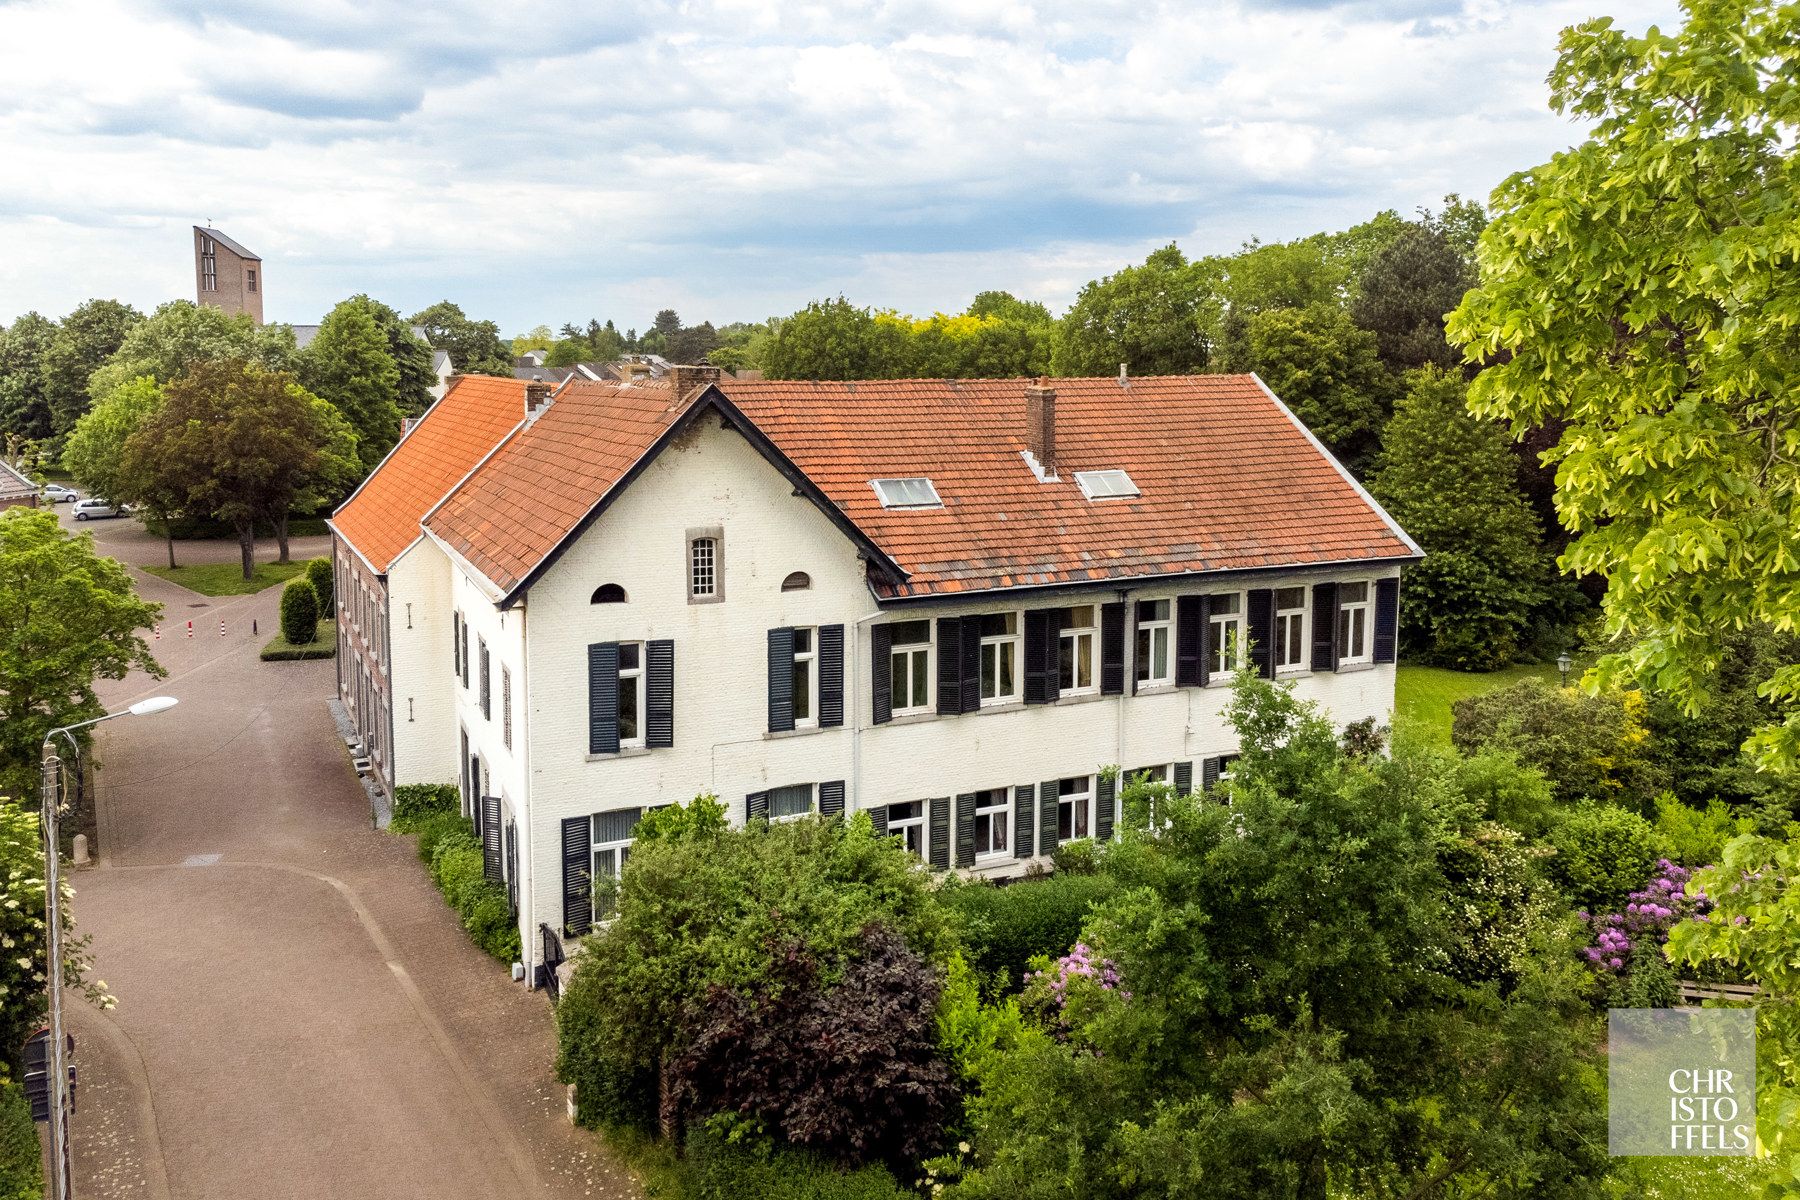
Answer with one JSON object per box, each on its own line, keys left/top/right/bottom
{"left": 1024, "top": 610, "right": 1052, "bottom": 704}
{"left": 959, "top": 615, "right": 982, "bottom": 713}
{"left": 928, "top": 797, "right": 951, "bottom": 869}
{"left": 767, "top": 627, "right": 795, "bottom": 732}
{"left": 870, "top": 624, "right": 893, "bottom": 725}
{"left": 1312, "top": 582, "right": 1340, "bottom": 672}
{"left": 587, "top": 642, "right": 620, "bottom": 754}
{"left": 954, "top": 792, "right": 977, "bottom": 867}
{"left": 1100, "top": 602, "right": 1126, "bottom": 695}
{"left": 868, "top": 804, "right": 889, "bottom": 836}
{"left": 504, "top": 821, "right": 518, "bottom": 915}
{"left": 480, "top": 642, "right": 491, "bottom": 720}
{"left": 1013, "top": 784, "right": 1036, "bottom": 859}
{"left": 561, "top": 816, "right": 592, "bottom": 936}
{"left": 452, "top": 611, "right": 461, "bottom": 675}
{"left": 1173, "top": 760, "right": 1194, "bottom": 795}
{"left": 1247, "top": 588, "right": 1275, "bottom": 679}
{"left": 1175, "top": 596, "right": 1204, "bottom": 687}
{"left": 935, "top": 618, "right": 963, "bottom": 716}
{"left": 1202, "top": 756, "right": 1222, "bottom": 792}
{"left": 1039, "top": 779, "right": 1060, "bottom": 851}
{"left": 1095, "top": 774, "right": 1116, "bottom": 841}
{"left": 482, "top": 793, "right": 502, "bottom": 881}
{"left": 461, "top": 621, "right": 470, "bottom": 687}
{"left": 645, "top": 639, "right": 674, "bottom": 747}
{"left": 1374, "top": 577, "right": 1399, "bottom": 664}
{"left": 819, "top": 779, "right": 845, "bottom": 817}
{"left": 746, "top": 790, "right": 769, "bottom": 822}
{"left": 819, "top": 624, "right": 845, "bottom": 727}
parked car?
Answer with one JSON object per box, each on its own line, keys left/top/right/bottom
{"left": 41, "top": 484, "right": 78, "bottom": 504}
{"left": 72, "top": 498, "right": 127, "bottom": 520}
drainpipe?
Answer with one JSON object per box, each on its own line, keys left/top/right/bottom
{"left": 518, "top": 598, "right": 535, "bottom": 988}
{"left": 1115, "top": 588, "right": 1130, "bottom": 777}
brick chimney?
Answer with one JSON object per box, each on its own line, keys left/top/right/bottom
{"left": 1025, "top": 377, "right": 1056, "bottom": 477}
{"left": 667, "top": 363, "right": 722, "bottom": 402}
{"left": 525, "top": 380, "right": 553, "bottom": 416}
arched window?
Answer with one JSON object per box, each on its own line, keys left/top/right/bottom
{"left": 591, "top": 583, "right": 627, "bottom": 604}
{"left": 780, "top": 571, "right": 811, "bottom": 592}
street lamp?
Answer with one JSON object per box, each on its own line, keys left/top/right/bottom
{"left": 1556, "top": 652, "right": 1573, "bottom": 688}
{"left": 39, "top": 695, "right": 177, "bottom": 1200}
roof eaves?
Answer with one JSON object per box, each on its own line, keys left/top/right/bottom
{"left": 420, "top": 525, "right": 508, "bottom": 605}
{"left": 324, "top": 518, "right": 385, "bottom": 578}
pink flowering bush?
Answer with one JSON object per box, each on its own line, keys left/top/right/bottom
{"left": 1021, "top": 942, "right": 1126, "bottom": 1039}
{"left": 1578, "top": 859, "right": 1710, "bottom": 976}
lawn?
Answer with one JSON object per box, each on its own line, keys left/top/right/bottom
{"left": 1393, "top": 662, "right": 1558, "bottom": 745}
{"left": 261, "top": 619, "right": 337, "bottom": 662}
{"left": 144, "top": 559, "right": 310, "bottom": 596}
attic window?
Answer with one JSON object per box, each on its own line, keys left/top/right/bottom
{"left": 591, "top": 584, "right": 627, "bottom": 604}
{"left": 871, "top": 478, "right": 942, "bottom": 509}
{"left": 1075, "top": 469, "right": 1140, "bottom": 500}
{"left": 781, "top": 571, "right": 812, "bottom": 592}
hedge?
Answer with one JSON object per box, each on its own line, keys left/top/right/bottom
{"left": 0, "top": 1076, "right": 40, "bottom": 1200}
{"left": 387, "top": 787, "right": 521, "bottom": 965}
{"left": 683, "top": 1126, "right": 910, "bottom": 1200}
{"left": 939, "top": 871, "right": 1118, "bottom": 993}
{"left": 279, "top": 578, "right": 319, "bottom": 645}
{"left": 1548, "top": 804, "right": 1661, "bottom": 914}
{"left": 392, "top": 783, "right": 459, "bottom": 832}
{"left": 305, "top": 557, "right": 333, "bottom": 613}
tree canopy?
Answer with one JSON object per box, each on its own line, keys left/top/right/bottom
{"left": 40, "top": 298, "right": 142, "bottom": 437}
{"left": 86, "top": 300, "right": 295, "bottom": 409}
{"left": 1050, "top": 244, "right": 1214, "bottom": 376}
{"left": 301, "top": 298, "right": 404, "bottom": 472}
{"left": 0, "top": 313, "right": 57, "bottom": 443}
{"left": 408, "top": 300, "right": 512, "bottom": 376}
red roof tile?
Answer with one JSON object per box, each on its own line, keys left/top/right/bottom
{"left": 330, "top": 376, "right": 526, "bottom": 573}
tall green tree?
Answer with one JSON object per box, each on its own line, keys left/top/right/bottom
{"left": 62, "top": 375, "right": 177, "bottom": 557}
{"left": 1350, "top": 225, "right": 1474, "bottom": 373}
{"left": 762, "top": 298, "right": 915, "bottom": 380}
{"left": 301, "top": 300, "right": 403, "bottom": 472}
{"left": 1369, "top": 369, "right": 1547, "bottom": 668}
{"left": 0, "top": 507, "right": 163, "bottom": 799}
{"left": 1446, "top": 0, "right": 1800, "bottom": 773}
{"left": 1051, "top": 245, "right": 1216, "bottom": 376}
{"left": 87, "top": 300, "right": 294, "bottom": 409}
{"left": 339, "top": 295, "right": 434, "bottom": 417}
{"left": 0, "top": 312, "right": 57, "bottom": 442}
{"left": 1223, "top": 302, "right": 1391, "bottom": 473}
{"left": 40, "top": 298, "right": 142, "bottom": 437}
{"left": 407, "top": 301, "right": 512, "bottom": 376}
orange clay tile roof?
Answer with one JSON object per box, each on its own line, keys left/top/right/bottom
{"left": 420, "top": 373, "right": 1417, "bottom": 604}
{"left": 330, "top": 375, "right": 526, "bottom": 573}
{"left": 721, "top": 375, "right": 1418, "bottom": 599}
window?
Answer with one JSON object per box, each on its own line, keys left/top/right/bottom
{"left": 871, "top": 477, "right": 942, "bottom": 508}
{"left": 478, "top": 638, "right": 490, "bottom": 719}
{"left": 1058, "top": 605, "right": 1097, "bottom": 694}
{"left": 690, "top": 537, "right": 717, "bottom": 598}
{"left": 780, "top": 571, "right": 811, "bottom": 592}
{"left": 1209, "top": 593, "right": 1243, "bottom": 675}
{"left": 1135, "top": 599, "right": 1172, "bottom": 687}
{"left": 591, "top": 583, "right": 627, "bottom": 604}
{"left": 502, "top": 667, "right": 512, "bottom": 749}
{"left": 1338, "top": 581, "right": 1372, "bottom": 664}
{"left": 790, "top": 627, "right": 818, "bottom": 728}
{"left": 246, "top": 268, "right": 257, "bottom": 293}
{"left": 1057, "top": 776, "right": 1093, "bottom": 843}
{"left": 1127, "top": 764, "right": 1172, "bottom": 786}
{"left": 617, "top": 642, "right": 645, "bottom": 748}
{"left": 973, "top": 788, "right": 1009, "bottom": 859}
{"left": 770, "top": 783, "right": 815, "bottom": 821}
{"left": 200, "top": 237, "right": 216, "bottom": 291}
{"left": 1275, "top": 586, "right": 1307, "bottom": 672}
{"left": 1074, "top": 469, "right": 1139, "bottom": 500}
{"left": 888, "top": 620, "right": 932, "bottom": 715}
{"left": 979, "top": 612, "right": 1020, "bottom": 705}
{"left": 887, "top": 801, "right": 925, "bottom": 858}
{"left": 591, "top": 808, "right": 640, "bottom": 918}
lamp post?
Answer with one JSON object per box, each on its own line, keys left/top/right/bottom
{"left": 1556, "top": 652, "right": 1573, "bottom": 688}
{"left": 39, "top": 695, "right": 177, "bottom": 1200}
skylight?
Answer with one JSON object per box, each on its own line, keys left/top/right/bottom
{"left": 871, "top": 478, "right": 943, "bottom": 509}
{"left": 1075, "top": 469, "right": 1140, "bottom": 500}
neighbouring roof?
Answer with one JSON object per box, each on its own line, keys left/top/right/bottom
{"left": 421, "top": 374, "right": 1417, "bottom": 605}
{"left": 0, "top": 460, "right": 36, "bottom": 501}
{"left": 288, "top": 324, "right": 322, "bottom": 350}
{"left": 194, "top": 226, "right": 260, "bottom": 262}
{"left": 330, "top": 375, "right": 527, "bottom": 573}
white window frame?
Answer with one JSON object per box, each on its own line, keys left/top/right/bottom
{"left": 1338, "top": 581, "right": 1372, "bottom": 665}
{"left": 973, "top": 788, "right": 1010, "bottom": 861}
{"left": 870, "top": 477, "right": 942, "bottom": 508}
{"left": 1274, "top": 586, "right": 1308, "bottom": 674}
{"left": 689, "top": 536, "right": 718, "bottom": 599}
{"left": 1135, "top": 599, "right": 1172, "bottom": 688}
{"left": 979, "top": 611, "right": 1022, "bottom": 707}
{"left": 1209, "top": 592, "right": 1243, "bottom": 676}
{"left": 1057, "top": 776, "right": 1093, "bottom": 844}
{"left": 887, "top": 801, "right": 925, "bottom": 858}
{"left": 617, "top": 641, "right": 646, "bottom": 749}
{"left": 888, "top": 620, "right": 933, "bottom": 716}
{"left": 791, "top": 627, "right": 819, "bottom": 729}
{"left": 591, "top": 819, "right": 635, "bottom": 918}
{"left": 1058, "top": 605, "right": 1098, "bottom": 696}
{"left": 502, "top": 665, "right": 512, "bottom": 749}
{"left": 770, "top": 783, "right": 815, "bottom": 823}
{"left": 1074, "top": 469, "right": 1139, "bottom": 500}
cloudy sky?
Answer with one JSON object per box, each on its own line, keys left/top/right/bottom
{"left": 0, "top": 0, "right": 1677, "bottom": 334}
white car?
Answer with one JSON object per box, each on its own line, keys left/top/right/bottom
{"left": 72, "top": 498, "right": 127, "bottom": 521}
{"left": 41, "top": 484, "right": 78, "bottom": 504}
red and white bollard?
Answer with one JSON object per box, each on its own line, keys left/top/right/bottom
{"left": 219, "top": 619, "right": 225, "bottom": 637}
{"left": 186, "top": 620, "right": 193, "bottom": 639}
{"left": 153, "top": 625, "right": 160, "bottom": 641}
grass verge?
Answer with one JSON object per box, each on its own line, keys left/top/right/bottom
{"left": 1394, "top": 662, "right": 1558, "bottom": 745}
{"left": 145, "top": 558, "right": 310, "bottom": 596}
{"left": 261, "top": 619, "right": 337, "bottom": 662}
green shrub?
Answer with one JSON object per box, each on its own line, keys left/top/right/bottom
{"left": 682, "top": 1125, "right": 911, "bottom": 1200}
{"left": 939, "top": 872, "right": 1117, "bottom": 994}
{"left": 412, "top": 809, "right": 468, "bottom": 864}
{"left": 1049, "top": 838, "right": 1099, "bottom": 876}
{"left": 1450, "top": 749, "right": 1558, "bottom": 839}
{"left": 1651, "top": 793, "right": 1757, "bottom": 868}
{"left": 0, "top": 1075, "right": 41, "bottom": 1200}
{"left": 392, "top": 783, "right": 459, "bottom": 832}
{"left": 1548, "top": 804, "right": 1660, "bottom": 913}
{"left": 279, "top": 577, "right": 319, "bottom": 645}
{"left": 305, "top": 557, "right": 334, "bottom": 614}
{"left": 1451, "top": 678, "right": 1664, "bottom": 808}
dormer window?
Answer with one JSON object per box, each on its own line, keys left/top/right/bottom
{"left": 1075, "top": 470, "right": 1139, "bottom": 500}
{"left": 871, "top": 478, "right": 942, "bottom": 509}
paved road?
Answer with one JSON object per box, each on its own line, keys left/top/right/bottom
{"left": 58, "top": 520, "right": 637, "bottom": 1200}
